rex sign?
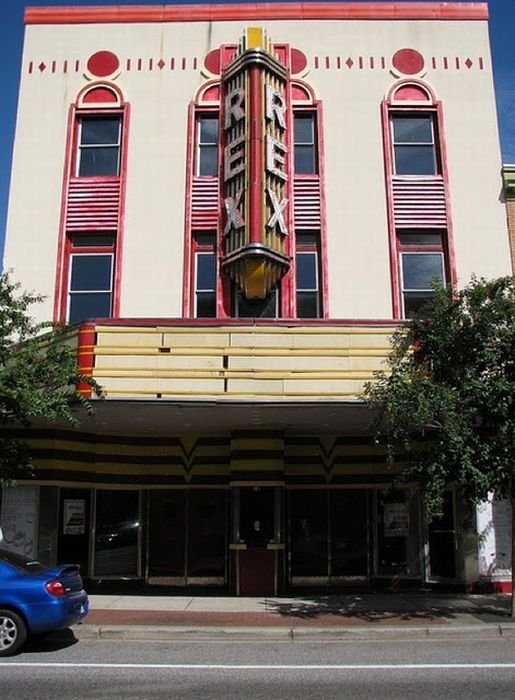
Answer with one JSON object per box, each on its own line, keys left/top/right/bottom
{"left": 221, "top": 28, "right": 291, "bottom": 300}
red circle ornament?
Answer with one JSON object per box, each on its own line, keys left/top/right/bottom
{"left": 87, "top": 51, "right": 120, "bottom": 78}
{"left": 204, "top": 49, "right": 221, "bottom": 76}
{"left": 392, "top": 48, "right": 425, "bottom": 76}
{"left": 290, "top": 48, "right": 308, "bottom": 75}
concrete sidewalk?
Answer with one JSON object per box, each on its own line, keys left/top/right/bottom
{"left": 76, "top": 592, "right": 515, "bottom": 642}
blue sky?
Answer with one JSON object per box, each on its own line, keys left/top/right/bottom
{"left": 1, "top": 0, "right": 514, "bottom": 263}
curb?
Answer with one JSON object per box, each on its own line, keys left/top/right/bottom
{"left": 74, "top": 622, "right": 515, "bottom": 643}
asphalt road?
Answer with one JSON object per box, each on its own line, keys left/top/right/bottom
{"left": 1, "top": 633, "right": 514, "bottom": 699}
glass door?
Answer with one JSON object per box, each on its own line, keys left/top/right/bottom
{"left": 147, "top": 489, "right": 228, "bottom": 586}
{"left": 289, "top": 489, "right": 328, "bottom": 582}
{"left": 428, "top": 491, "right": 456, "bottom": 579}
{"left": 147, "top": 490, "right": 186, "bottom": 584}
{"left": 188, "top": 490, "right": 227, "bottom": 584}
{"left": 330, "top": 490, "right": 369, "bottom": 579}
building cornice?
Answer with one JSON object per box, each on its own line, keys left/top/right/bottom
{"left": 503, "top": 166, "right": 515, "bottom": 199}
{"left": 24, "top": 3, "right": 489, "bottom": 25}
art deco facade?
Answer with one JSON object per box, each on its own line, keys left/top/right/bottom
{"left": 2, "top": 2, "right": 512, "bottom": 593}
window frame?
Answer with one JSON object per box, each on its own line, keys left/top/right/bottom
{"left": 398, "top": 231, "right": 446, "bottom": 318}
{"left": 66, "top": 233, "right": 115, "bottom": 323}
{"left": 293, "top": 110, "right": 318, "bottom": 175}
{"left": 193, "top": 231, "right": 217, "bottom": 318}
{"left": 196, "top": 113, "right": 220, "bottom": 177}
{"left": 295, "top": 231, "right": 321, "bottom": 319}
{"left": 75, "top": 113, "right": 122, "bottom": 178}
{"left": 390, "top": 111, "right": 439, "bottom": 177}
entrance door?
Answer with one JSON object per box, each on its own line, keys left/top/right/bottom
{"left": 290, "top": 489, "right": 328, "bottom": 582}
{"left": 428, "top": 491, "right": 456, "bottom": 579}
{"left": 148, "top": 491, "right": 186, "bottom": 584}
{"left": 232, "top": 486, "right": 282, "bottom": 595}
{"left": 289, "top": 489, "right": 369, "bottom": 585}
{"left": 330, "top": 490, "right": 368, "bottom": 579}
{"left": 147, "top": 490, "right": 227, "bottom": 586}
{"left": 187, "top": 490, "right": 227, "bottom": 584}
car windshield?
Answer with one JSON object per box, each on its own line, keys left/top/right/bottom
{"left": 0, "top": 548, "right": 47, "bottom": 573}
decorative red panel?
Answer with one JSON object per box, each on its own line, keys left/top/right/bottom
{"left": 82, "top": 87, "right": 119, "bottom": 104}
{"left": 191, "top": 176, "right": 219, "bottom": 230}
{"left": 66, "top": 178, "right": 121, "bottom": 231}
{"left": 293, "top": 176, "right": 321, "bottom": 228}
{"left": 392, "top": 176, "right": 447, "bottom": 228}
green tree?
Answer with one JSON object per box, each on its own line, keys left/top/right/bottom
{"left": 0, "top": 272, "right": 102, "bottom": 485}
{"left": 364, "top": 276, "right": 515, "bottom": 616}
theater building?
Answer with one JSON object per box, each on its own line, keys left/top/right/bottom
{"left": 2, "top": 2, "right": 512, "bottom": 593}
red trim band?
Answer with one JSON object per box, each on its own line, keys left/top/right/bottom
{"left": 76, "top": 323, "right": 96, "bottom": 397}
{"left": 68, "top": 317, "right": 401, "bottom": 328}
{"left": 25, "top": 3, "right": 489, "bottom": 25}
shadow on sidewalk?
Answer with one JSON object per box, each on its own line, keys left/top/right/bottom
{"left": 265, "top": 594, "right": 511, "bottom": 624}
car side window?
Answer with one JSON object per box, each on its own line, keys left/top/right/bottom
{"left": 0, "top": 548, "right": 46, "bottom": 573}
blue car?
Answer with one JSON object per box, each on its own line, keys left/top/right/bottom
{"left": 0, "top": 547, "right": 88, "bottom": 656}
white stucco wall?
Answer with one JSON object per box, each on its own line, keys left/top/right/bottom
{"left": 3, "top": 11, "right": 510, "bottom": 322}
{"left": 477, "top": 496, "right": 512, "bottom": 583}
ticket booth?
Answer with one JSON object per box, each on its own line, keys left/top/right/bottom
{"left": 230, "top": 486, "right": 284, "bottom": 595}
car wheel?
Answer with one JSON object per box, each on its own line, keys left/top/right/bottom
{"left": 0, "top": 610, "right": 27, "bottom": 656}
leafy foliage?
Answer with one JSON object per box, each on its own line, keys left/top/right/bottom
{"left": 364, "top": 276, "right": 515, "bottom": 518}
{"left": 0, "top": 273, "right": 102, "bottom": 484}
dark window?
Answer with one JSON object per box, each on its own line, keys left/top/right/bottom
{"left": 195, "top": 253, "right": 217, "bottom": 317}
{"left": 70, "top": 233, "right": 116, "bottom": 248}
{"left": 197, "top": 116, "right": 219, "bottom": 176}
{"left": 66, "top": 232, "right": 115, "bottom": 323}
{"left": 194, "top": 231, "right": 217, "bottom": 318}
{"left": 294, "top": 113, "right": 317, "bottom": 174}
{"left": 77, "top": 116, "right": 121, "bottom": 177}
{"left": 391, "top": 114, "right": 437, "bottom": 175}
{"left": 398, "top": 231, "right": 445, "bottom": 317}
{"left": 69, "top": 254, "right": 113, "bottom": 322}
{"left": 428, "top": 491, "right": 456, "bottom": 578}
{"left": 296, "top": 231, "right": 320, "bottom": 318}
{"left": 235, "top": 288, "right": 278, "bottom": 318}
{"left": 398, "top": 232, "right": 442, "bottom": 247}
{"left": 296, "top": 253, "right": 319, "bottom": 318}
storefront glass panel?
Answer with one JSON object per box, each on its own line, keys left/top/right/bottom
{"left": 94, "top": 490, "right": 140, "bottom": 577}
{"left": 38, "top": 487, "right": 59, "bottom": 566}
{"left": 377, "top": 490, "right": 421, "bottom": 577}
{"left": 188, "top": 490, "right": 227, "bottom": 578}
{"left": 290, "top": 490, "right": 328, "bottom": 577}
{"left": 148, "top": 491, "right": 186, "bottom": 579}
{"left": 330, "top": 490, "right": 368, "bottom": 577}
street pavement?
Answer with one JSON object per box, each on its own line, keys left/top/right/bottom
{"left": 77, "top": 590, "right": 515, "bottom": 642}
